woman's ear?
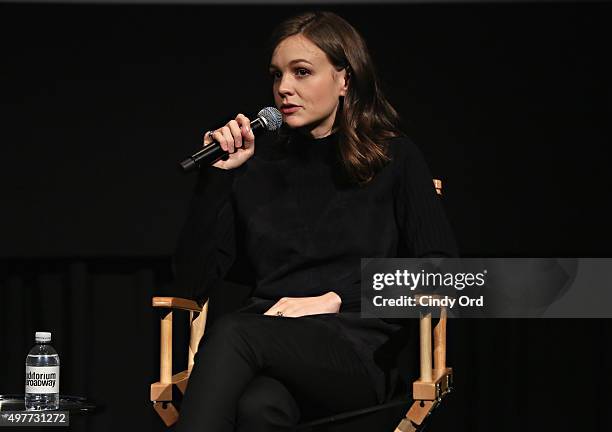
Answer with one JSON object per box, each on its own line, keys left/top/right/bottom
{"left": 339, "top": 68, "right": 350, "bottom": 97}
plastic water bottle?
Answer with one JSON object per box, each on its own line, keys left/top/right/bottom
{"left": 25, "top": 331, "right": 60, "bottom": 411}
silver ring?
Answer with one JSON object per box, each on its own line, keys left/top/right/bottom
{"left": 206, "top": 130, "right": 215, "bottom": 141}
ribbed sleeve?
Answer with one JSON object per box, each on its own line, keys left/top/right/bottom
{"left": 173, "top": 166, "right": 237, "bottom": 304}
{"left": 393, "top": 137, "right": 459, "bottom": 258}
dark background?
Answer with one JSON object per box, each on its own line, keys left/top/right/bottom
{"left": 1, "top": 1, "right": 610, "bottom": 431}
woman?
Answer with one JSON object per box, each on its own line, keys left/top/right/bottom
{"left": 174, "top": 10, "right": 457, "bottom": 432}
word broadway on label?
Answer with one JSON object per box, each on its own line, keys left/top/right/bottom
{"left": 25, "top": 371, "right": 57, "bottom": 387}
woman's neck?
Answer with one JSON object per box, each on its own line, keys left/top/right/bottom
{"left": 296, "top": 125, "right": 337, "bottom": 140}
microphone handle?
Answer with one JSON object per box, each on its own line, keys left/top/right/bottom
{"left": 180, "top": 117, "right": 267, "bottom": 172}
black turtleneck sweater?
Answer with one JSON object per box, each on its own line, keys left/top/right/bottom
{"left": 174, "top": 131, "right": 458, "bottom": 403}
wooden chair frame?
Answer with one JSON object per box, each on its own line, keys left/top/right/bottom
{"left": 151, "top": 179, "right": 452, "bottom": 430}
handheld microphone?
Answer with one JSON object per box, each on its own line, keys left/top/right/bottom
{"left": 180, "top": 107, "right": 283, "bottom": 172}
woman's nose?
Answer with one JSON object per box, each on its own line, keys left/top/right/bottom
{"left": 277, "top": 74, "right": 294, "bottom": 96}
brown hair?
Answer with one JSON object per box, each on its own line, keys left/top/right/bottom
{"left": 268, "top": 11, "right": 401, "bottom": 185}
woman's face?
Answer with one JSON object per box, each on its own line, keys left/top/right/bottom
{"left": 269, "top": 35, "right": 348, "bottom": 138}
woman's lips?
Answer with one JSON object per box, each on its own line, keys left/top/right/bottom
{"left": 281, "top": 106, "right": 301, "bottom": 115}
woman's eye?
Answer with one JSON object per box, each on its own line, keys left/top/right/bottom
{"left": 269, "top": 69, "right": 309, "bottom": 80}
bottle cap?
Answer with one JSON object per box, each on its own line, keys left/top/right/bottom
{"left": 35, "top": 332, "right": 52, "bottom": 343}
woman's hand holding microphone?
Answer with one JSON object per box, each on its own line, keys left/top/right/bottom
{"left": 204, "top": 114, "right": 255, "bottom": 170}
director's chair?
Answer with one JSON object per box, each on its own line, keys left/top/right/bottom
{"left": 150, "top": 179, "right": 452, "bottom": 431}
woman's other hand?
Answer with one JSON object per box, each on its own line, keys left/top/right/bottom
{"left": 263, "top": 292, "right": 342, "bottom": 317}
{"left": 204, "top": 113, "right": 255, "bottom": 170}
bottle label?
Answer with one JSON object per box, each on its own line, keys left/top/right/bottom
{"left": 25, "top": 366, "right": 60, "bottom": 394}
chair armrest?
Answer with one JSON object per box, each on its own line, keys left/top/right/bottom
{"left": 152, "top": 296, "right": 202, "bottom": 312}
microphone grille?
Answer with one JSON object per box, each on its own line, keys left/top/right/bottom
{"left": 258, "top": 107, "right": 283, "bottom": 131}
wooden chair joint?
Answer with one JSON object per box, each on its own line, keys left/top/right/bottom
{"left": 153, "top": 401, "right": 179, "bottom": 427}
{"left": 151, "top": 297, "right": 209, "bottom": 426}
{"left": 151, "top": 370, "right": 191, "bottom": 402}
{"left": 412, "top": 367, "right": 453, "bottom": 401}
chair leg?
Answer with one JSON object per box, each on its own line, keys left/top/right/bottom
{"left": 160, "top": 310, "right": 173, "bottom": 384}
{"left": 153, "top": 402, "right": 179, "bottom": 427}
{"left": 395, "top": 417, "right": 417, "bottom": 432}
{"left": 395, "top": 398, "right": 437, "bottom": 432}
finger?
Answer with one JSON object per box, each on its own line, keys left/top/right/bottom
{"left": 263, "top": 305, "right": 280, "bottom": 316}
{"left": 220, "top": 126, "right": 234, "bottom": 153}
{"left": 211, "top": 130, "right": 228, "bottom": 152}
{"left": 236, "top": 113, "right": 249, "bottom": 130}
{"left": 263, "top": 299, "right": 287, "bottom": 316}
{"left": 203, "top": 130, "right": 214, "bottom": 146}
{"left": 281, "top": 307, "right": 297, "bottom": 318}
{"left": 236, "top": 114, "right": 254, "bottom": 147}
{"left": 227, "top": 119, "right": 242, "bottom": 149}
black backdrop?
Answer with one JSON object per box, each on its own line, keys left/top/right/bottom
{"left": 0, "top": 2, "right": 610, "bottom": 431}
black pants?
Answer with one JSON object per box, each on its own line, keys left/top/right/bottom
{"left": 175, "top": 312, "right": 379, "bottom": 432}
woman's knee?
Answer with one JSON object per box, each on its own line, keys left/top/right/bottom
{"left": 198, "top": 313, "right": 269, "bottom": 361}
{"left": 203, "top": 312, "right": 257, "bottom": 344}
{"left": 237, "top": 376, "right": 300, "bottom": 431}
